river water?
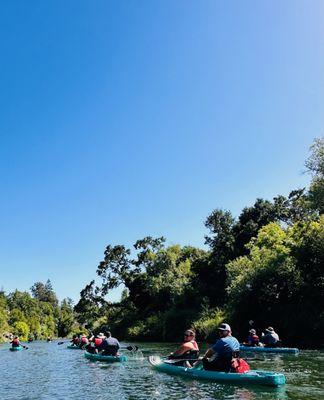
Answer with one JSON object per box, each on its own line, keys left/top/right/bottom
{"left": 0, "top": 341, "right": 323, "bottom": 400}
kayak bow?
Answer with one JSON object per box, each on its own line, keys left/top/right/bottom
{"left": 148, "top": 356, "right": 285, "bottom": 387}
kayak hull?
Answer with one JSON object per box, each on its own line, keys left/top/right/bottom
{"left": 148, "top": 356, "right": 285, "bottom": 387}
{"left": 84, "top": 351, "right": 127, "bottom": 362}
{"left": 10, "top": 346, "right": 23, "bottom": 351}
{"left": 240, "top": 345, "right": 299, "bottom": 354}
{"left": 67, "top": 345, "right": 85, "bottom": 350}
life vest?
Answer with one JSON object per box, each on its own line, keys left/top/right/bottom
{"left": 72, "top": 338, "right": 80, "bottom": 345}
{"left": 94, "top": 338, "right": 102, "bottom": 347}
{"left": 81, "top": 337, "right": 88, "bottom": 344}
{"left": 231, "top": 358, "right": 250, "bottom": 373}
{"left": 170, "top": 340, "right": 199, "bottom": 360}
{"left": 12, "top": 339, "right": 20, "bottom": 346}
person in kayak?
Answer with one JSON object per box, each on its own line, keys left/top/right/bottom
{"left": 86, "top": 333, "right": 105, "bottom": 353}
{"left": 168, "top": 329, "right": 199, "bottom": 365}
{"left": 98, "top": 331, "right": 120, "bottom": 356}
{"left": 79, "top": 334, "right": 89, "bottom": 348}
{"left": 244, "top": 329, "right": 260, "bottom": 347}
{"left": 71, "top": 334, "right": 81, "bottom": 346}
{"left": 11, "top": 336, "right": 20, "bottom": 348}
{"left": 202, "top": 323, "right": 240, "bottom": 372}
{"left": 260, "top": 327, "right": 280, "bottom": 347}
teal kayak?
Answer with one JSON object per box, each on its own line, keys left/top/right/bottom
{"left": 10, "top": 346, "right": 23, "bottom": 351}
{"left": 67, "top": 345, "right": 85, "bottom": 350}
{"left": 84, "top": 351, "right": 127, "bottom": 362}
{"left": 148, "top": 356, "right": 285, "bottom": 387}
{"left": 240, "top": 345, "right": 299, "bottom": 354}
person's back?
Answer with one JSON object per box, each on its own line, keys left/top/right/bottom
{"left": 11, "top": 337, "right": 20, "bottom": 347}
{"left": 261, "top": 327, "right": 279, "bottom": 347}
{"left": 99, "top": 332, "right": 120, "bottom": 356}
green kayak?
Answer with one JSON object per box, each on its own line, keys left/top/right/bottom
{"left": 67, "top": 345, "right": 85, "bottom": 350}
{"left": 10, "top": 346, "right": 23, "bottom": 351}
{"left": 84, "top": 351, "right": 127, "bottom": 362}
{"left": 148, "top": 356, "right": 285, "bottom": 387}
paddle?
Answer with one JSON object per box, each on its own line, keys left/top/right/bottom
{"left": 164, "top": 357, "right": 202, "bottom": 364}
{"left": 21, "top": 344, "right": 29, "bottom": 350}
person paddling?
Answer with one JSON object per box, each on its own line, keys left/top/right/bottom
{"left": 168, "top": 329, "right": 199, "bottom": 366}
{"left": 79, "top": 334, "right": 89, "bottom": 349}
{"left": 11, "top": 336, "right": 20, "bottom": 348}
{"left": 71, "top": 334, "right": 81, "bottom": 347}
{"left": 98, "top": 331, "right": 120, "bottom": 356}
{"left": 201, "top": 323, "right": 240, "bottom": 372}
{"left": 260, "top": 327, "right": 280, "bottom": 347}
{"left": 245, "top": 329, "right": 260, "bottom": 347}
{"left": 86, "top": 333, "right": 105, "bottom": 353}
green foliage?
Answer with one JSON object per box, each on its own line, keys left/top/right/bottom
{"left": 192, "top": 307, "right": 225, "bottom": 340}
{"left": 12, "top": 321, "right": 30, "bottom": 340}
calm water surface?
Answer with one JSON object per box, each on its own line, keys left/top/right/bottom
{"left": 0, "top": 341, "right": 323, "bottom": 400}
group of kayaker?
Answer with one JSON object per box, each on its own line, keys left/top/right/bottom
{"left": 71, "top": 331, "right": 121, "bottom": 356}
{"left": 244, "top": 326, "right": 280, "bottom": 347}
{"left": 168, "top": 323, "right": 281, "bottom": 373}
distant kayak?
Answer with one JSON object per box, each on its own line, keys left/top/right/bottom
{"left": 240, "top": 345, "right": 299, "bottom": 354}
{"left": 67, "top": 345, "right": 85, "bottom": 350}
{"left": 84, "top": 351, "right": 127, "bottom": 362}
{"left": 148, "top": 356, "right": 285, "bottom": 387}
{"left": 10, "top": 346, "right": 23, "bottom": 351}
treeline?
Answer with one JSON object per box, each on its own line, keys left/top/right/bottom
{"left": 74, "top": 138, "right": 323, "bottom": 348}
{"left": 0, "top": 280, "right": 79, "bottom": 341}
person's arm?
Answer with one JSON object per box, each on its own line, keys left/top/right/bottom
{"left": 171, "top": 343, "right": 193, "bottom": 357}
{"left": 203, "top": 347, "right": 215, "bottom": 359}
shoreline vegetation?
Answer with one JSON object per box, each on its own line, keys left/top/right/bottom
{"left": 1, "top": 139, "right": 323, "bottom": 348}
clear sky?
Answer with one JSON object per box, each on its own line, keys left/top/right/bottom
{"left": 0, "top": 1, "right": 323, "bottom": 303}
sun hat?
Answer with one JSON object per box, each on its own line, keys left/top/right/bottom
{"left": 218, "top": 323, "right": 231, "bottom": 332}
{"left": 266, "top": 327, "right": 274, "bottom": 333}
{"left": 97, "top": 332, "right": 105, "bottom": 338}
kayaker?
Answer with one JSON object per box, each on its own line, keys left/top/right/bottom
{"left": 245, "top": 329, "right": 260, "bottom": 347}
{"left": 260, "top": 327, "right": 280, "bottom": 347}
{"left": 201, "top": 323, "right": 240, "bottom": 372}
{"left": 71, "top": 334, "right": 81, "bottom": 346}
{"left": 11, "top": 336, "right": 20, "bottom": 348}
{"left": 98, "top": 331, "right": 120, "bottom": 356}
{"left": 87, "top": 333, "right": 105, "bottom": 353}
{"left": 80, "top": 334, "right": 89, "bottom": 348}
{"left": 168, "top": 329, "right": 199, "bottom": 365}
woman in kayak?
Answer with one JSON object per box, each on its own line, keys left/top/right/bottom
{"left": 168, "top": 329, "right": 199, "bottom": 365}
{"left": 79, "top": 334, "right": 89, "bottom": 348}
{"left": 86, "top": 333, "right": 105, "bottom": 353}
{"left": 244, "top": 329, "right": 260, "bottom": 347}
{"left": 202, "top": 323, "right": 240, "bottom": 372}
{"left": 11, "top": 336, "right": 20, "bottom": 348}
{"left": 260, "top": 327, "right": 280, "bottom": 347}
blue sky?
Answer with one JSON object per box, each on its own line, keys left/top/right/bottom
{"left": 0, "top": 1, "right": 323, "bottom": 303}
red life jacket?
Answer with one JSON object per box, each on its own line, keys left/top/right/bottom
{"left": 81, "top": 337, "right": 88, "bottom": 344}
{"left": 12, "top": 339, "right": 20, "bottom": 346}
{"left": 94, "top": 338, "right": 102, "bottom": 347}
{"left": 231, "top": 358, "right": 250, "bottom": 373}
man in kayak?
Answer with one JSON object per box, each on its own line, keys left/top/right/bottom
{"left": 71, "top": 334, "right": 81, "bottom": 346}
{"left": 260, "top": 327, "right": 280, "bottom": 347}
{"left": 97, "top": 331, "right": 120, "bottom": 356}
{"left": 86, "top": 332, "right": 105, "bottom": 353}
{"left": 202, "top": 323, "right": 240, "bottom": 372}
{"left": 168, "top": 329, "right": 199, "bottom": 365}
{"left": 11, "top": 336, "right": 20, "bottom": 348}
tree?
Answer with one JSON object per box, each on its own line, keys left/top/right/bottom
{"left": 305, "top": 138, "right": 324, "bottom": 214}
